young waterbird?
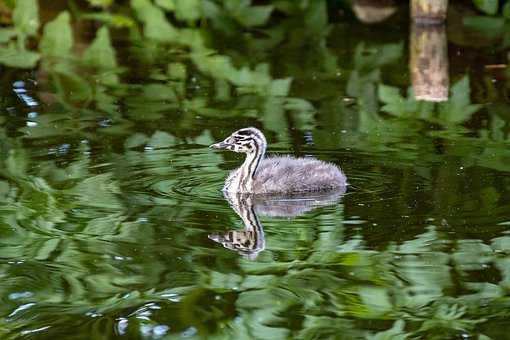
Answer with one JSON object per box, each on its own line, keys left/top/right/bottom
{"left": 210, "top": 127, "right": 347, "bottom": 194}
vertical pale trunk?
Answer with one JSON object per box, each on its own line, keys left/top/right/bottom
{"left": 411, "top": 0, "right": 448, "bottom": 24}
{"left": 410, "top": 24, "right": 449, "bottom": 102}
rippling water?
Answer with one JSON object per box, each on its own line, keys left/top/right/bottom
{"left": 2, "top": 112, "right": 509, "bottom": 339}
{"left": 1, "top": 10, "right": 510, "bottom": 340}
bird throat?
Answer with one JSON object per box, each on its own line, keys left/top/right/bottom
{"left": 230, "top": 147, "right": 264, "bottom": 193}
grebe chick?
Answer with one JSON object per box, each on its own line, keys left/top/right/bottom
{"left": 210, "top": 127, "right": 347, "bottom": 194}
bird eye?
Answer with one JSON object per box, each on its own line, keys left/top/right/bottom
{"left": 236, "top": 130, "right": 252, "bottom": 136}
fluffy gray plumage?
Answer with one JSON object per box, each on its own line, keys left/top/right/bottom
{"left": 228, "top": 156, "right": 346, "bottom": 194}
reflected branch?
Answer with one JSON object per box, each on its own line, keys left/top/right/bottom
{"left": 410, "top": 24, "right": 449, "bottom": 102}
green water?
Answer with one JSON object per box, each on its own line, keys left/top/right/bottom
{"left": 0, "top": 3, "right": 510, "bottom": 340}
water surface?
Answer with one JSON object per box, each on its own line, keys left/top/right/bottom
{"left": 0, "top": 5, "right": 510, "bottom": 340}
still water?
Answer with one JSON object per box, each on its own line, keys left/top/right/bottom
{"left": 1, "top": 7, "right": 510, "bottom": 340}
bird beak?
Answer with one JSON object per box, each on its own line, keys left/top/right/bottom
{"left": 208, "top": 233, "right": 223, "bottom": 242}
{"left": 210, "top": 141, "right": 228, "bottom": 149}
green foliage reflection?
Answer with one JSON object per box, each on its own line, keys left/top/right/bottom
{"left": 0, "top": 1, "right": 508, "bottom": 339}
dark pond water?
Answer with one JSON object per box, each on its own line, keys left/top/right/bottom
{"left": 1, "top": 4, "right": 510, "bottom": 340}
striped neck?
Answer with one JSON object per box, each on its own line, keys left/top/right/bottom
{"left": 236, "top": 142, "right": 265, "bottom": 192}
{"left": 209, "top": 193, "right": 265, "bottom": 259}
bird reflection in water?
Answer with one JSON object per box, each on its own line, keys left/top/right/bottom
{"left": 209, "top": 187, "right": 346, "bottom": 259}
